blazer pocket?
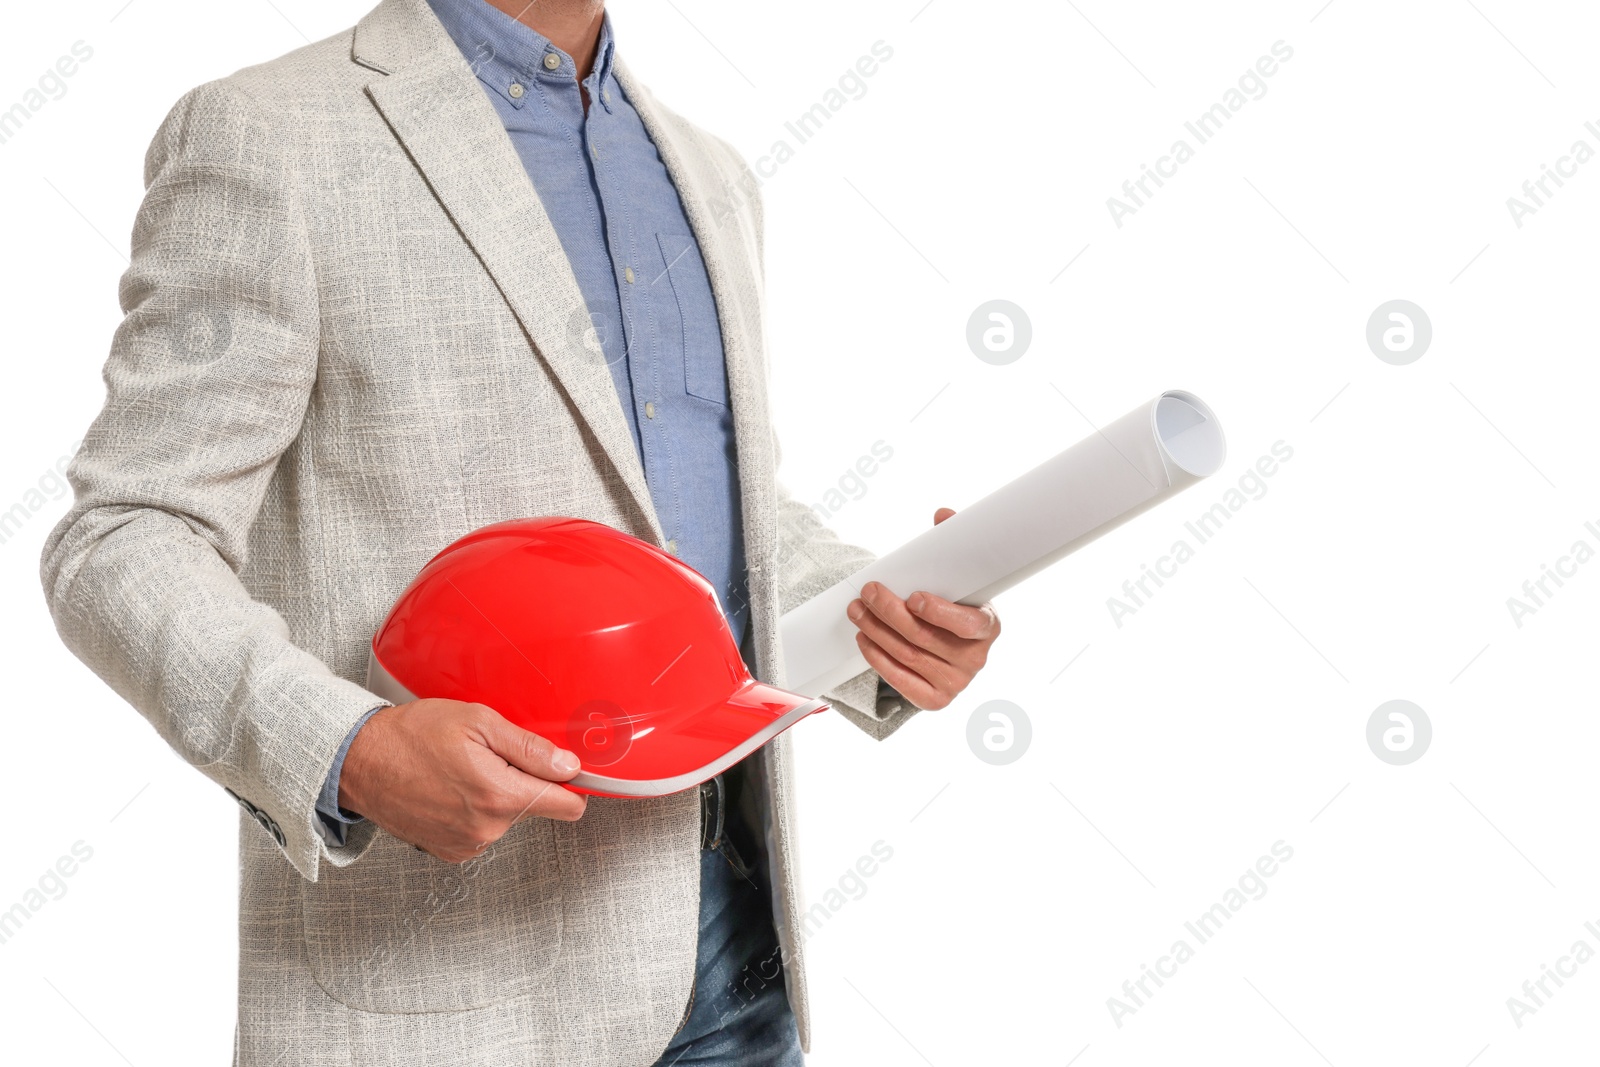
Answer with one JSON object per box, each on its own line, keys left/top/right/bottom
{"left": 301, "top": 818, "right": 563, "bottom": 1013}
{"left": 656, "top": 232, "right": 730, "bottom": 406}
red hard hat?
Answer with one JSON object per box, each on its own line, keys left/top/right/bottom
{"left": 366, "top": 517, "right": 828, "bottom": 798}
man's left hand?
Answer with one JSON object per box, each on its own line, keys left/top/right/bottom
{"left": 846, "top": 508, "right": 1001, "bottom": 711}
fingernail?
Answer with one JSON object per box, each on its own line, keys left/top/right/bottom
{"left": 847, "top": 600, "right": 865, "bottom": 621}
{"left": 554, "top": 750, "right": 581, "bottom": 774}
{"left": 907, "top": 592, "right": 926, "bottom": 613}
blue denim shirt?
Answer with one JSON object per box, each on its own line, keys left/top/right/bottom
{"left": 317, "top": 2, "right": 750, "bottom": 841}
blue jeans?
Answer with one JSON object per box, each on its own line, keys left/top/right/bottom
{"left": 651, "top": 786, "right": 804, "bottom": 1066}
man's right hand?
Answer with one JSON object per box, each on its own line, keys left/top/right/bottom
{"left": 338, "top": 699, "right": 587, "bottom": 863}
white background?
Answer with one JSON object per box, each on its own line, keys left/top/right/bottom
{"left": 2, "top": 1, "right": 1597, "bottom": 1064}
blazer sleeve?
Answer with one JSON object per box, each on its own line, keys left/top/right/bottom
{"left": 39, "top": 79, "right": 386, "bottom": 881}
{"left": 770, "top": 483, "right": 920, "bottom": 739}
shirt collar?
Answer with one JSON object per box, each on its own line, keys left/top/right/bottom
{"left": 425, "top": 0, "right": 617, "bottom": 109}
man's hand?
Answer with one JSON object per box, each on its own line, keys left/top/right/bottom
{"left": 338, "top": 699, "right": 587, "bottom": 863}
{"left": 846, "top": 508, "right": 1002, "bottom": 711}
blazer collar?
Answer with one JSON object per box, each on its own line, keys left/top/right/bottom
{"left": 351, "top": 0, "right": 666, "bottom": 544}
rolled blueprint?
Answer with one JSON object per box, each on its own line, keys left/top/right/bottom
{"left": 779, "top": 390, "right": 1226, "bottom": 697}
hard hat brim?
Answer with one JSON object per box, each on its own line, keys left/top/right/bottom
{"left": 368, "top": 650, "right": 829, "bottom": 799}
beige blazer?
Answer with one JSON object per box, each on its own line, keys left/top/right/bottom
{"left": 40, "top": 0, "right": 916, "bottom": 1062}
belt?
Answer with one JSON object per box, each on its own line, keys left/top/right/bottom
{"left": 698, "top": 771, "right": 757, "bottom": 880}
{"left": 698, "top": 773, "right": 727, "bottom": 851}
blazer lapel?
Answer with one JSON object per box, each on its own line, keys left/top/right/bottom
{"left": 352, "top": 0, "right": 664, "bottom": 544}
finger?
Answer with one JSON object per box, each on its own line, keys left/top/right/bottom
{"left": 853, "top": 582, "right": 970, "bottom": 661}
{"left": 934, "top": 507, "right": 956, "bottom": 525}
{"left": 475, "top": 710, "right": 582, "bottom": 781}
{"left": 501, "top": 771, "right": 588, "bottom": 824}
{"left": 855, "top": 632, "right": 947, "bottom": 710}
{"left": 905, "top": 590, "right": 1000, "bottom": 642}
{"left": 848, "top": 598, "right": 965, "bottom": 692}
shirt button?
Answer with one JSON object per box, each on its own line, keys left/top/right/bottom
{"left": 644, "top": 400, "right": 655, "bottom": 419}
{"left": 508, "top": 82, "right": 525, "bottom": 99}
{"left": 666, "top": 539, "right": 678, "bottom": 554}
{"left": 602, "top": 89, "right": 611, "bottom": 104}
{"left": 624, "top": 266, "right": 635, "bottom": 284}
{"left": 543, "top": 52, "right": 561, "bottom": 71}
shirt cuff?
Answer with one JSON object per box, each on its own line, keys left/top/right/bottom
{"left": 316, "top": 705, "right": 383, "bottom": 846}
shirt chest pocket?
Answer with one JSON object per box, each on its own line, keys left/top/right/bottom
{"left": 655, "top": 232, "right": 729, "bottom": 407}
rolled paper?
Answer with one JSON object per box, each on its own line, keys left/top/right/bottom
{"left": 779, "top": 390, "right": 1227, "bottom": 697}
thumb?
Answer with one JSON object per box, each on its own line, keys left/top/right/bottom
{"left": 933, "top": 507, "right": 957, "bottom": 525}
{"left": 476, "top": 709, "right": 582, "bottom": 782}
